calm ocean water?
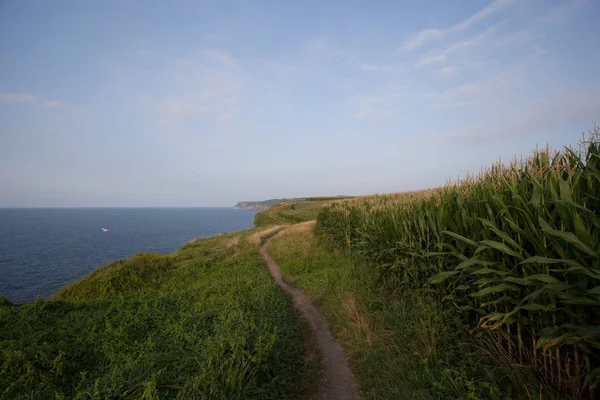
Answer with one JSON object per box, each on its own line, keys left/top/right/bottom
{"left": 0, "top": 208, "right": 258, "bottom": 303}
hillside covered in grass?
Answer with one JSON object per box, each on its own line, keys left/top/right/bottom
{"left": 254, "top": 197, "right": 354, "bottom": 226}
{"left": 0, "top": 230, "right": 318, "bottom": 399}
{"left": 3, "top": 128, "right": 599, "bottom": 399}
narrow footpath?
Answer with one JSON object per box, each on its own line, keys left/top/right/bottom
{"left": 260, "top": 232, "right": 359, "bottom": 400}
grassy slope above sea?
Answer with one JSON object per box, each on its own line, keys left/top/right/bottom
{"left": 2, "top": 128, "right": 598, "bottom": 400}
{"left": 0, "top": 229, "right": 319, "bottom": 400}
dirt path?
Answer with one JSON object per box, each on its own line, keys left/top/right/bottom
{"left": 260, "top": 233, "right": 359, "bottom": 400}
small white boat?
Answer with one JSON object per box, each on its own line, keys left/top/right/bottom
{"left": 101, "top": 226, "right": 110, "bottom": 232}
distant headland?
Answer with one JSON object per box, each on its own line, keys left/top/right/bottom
{"left": 232, "top": 198, "right": 305, "bottom": 211}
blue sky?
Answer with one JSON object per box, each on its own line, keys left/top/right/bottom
{"left": 1, "top": 0, "right": 599, "bottom": 207}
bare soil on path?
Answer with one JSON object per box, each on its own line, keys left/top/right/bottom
{"left": 260, "top": 231, "right": 359, "bottom": 400}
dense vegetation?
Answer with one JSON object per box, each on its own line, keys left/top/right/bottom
{"left": 317, "top": 129, "right": 600, "bottom": 397}
{"left": 254, "top": 199, "right": 343, "bottom": 226}
{"left": 0, "top": 230, "right": 318, "bottom": 399}
{"left": 305, "top": 196, "right": 356, "bottom": 202}
{"left": 269, "top": 223, "right": 521, "bottom": 399}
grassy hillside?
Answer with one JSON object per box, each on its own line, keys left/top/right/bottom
{"left": 316, "top": 128, "right": 600, "bottom": 398}
{"left": 254, "top": 197, "right": 354, "bottom": 227}
{"left": 0, "top": 229, "right": 319, "bottom": 399}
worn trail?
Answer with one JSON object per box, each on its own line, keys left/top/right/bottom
{"left": 260, "top": 232, "right": 359, "bottom": 400}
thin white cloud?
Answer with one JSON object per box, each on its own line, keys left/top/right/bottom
{"left": 202, "top": 49, "right": 235, "bottom": 68}
{"left": 155, "top": 50, "right": 243, "bottom": 132}
{"left": 416, "top": 54, "right": 447, "bottom": 67}
{"left": 353, "top": 96, "right": 394, "bottom": 121}
{"left": 439, "top": 66, "right": 458, "bottom": 76}
{"left": 451, "top": 0, "right": 517, "bottom": 31}
{"left": 0, "top": 92, "right": 68, "bottom": 110}
{"left": 401, "top": 0, "right": 517, "bottom": 51}
{"left": 401, "top": 29, "right": 444, "bottom": 52}
{"left": 306, "top": 37, "right": 358, "bottom": 63}
{"left": 0, "top": 92, "right": 36, "bottom": 103}
{"left": 443, "top": 87, "right": 600, "bottom": 140}
{"left": 540, "top": 0, "right": 586, "bottom": 25}
{"left": 361, "top": 64, "right": 379, "bottom": 71}
{"left": 427, "top": 62, "right": 527, "bottom": 109}
{"left": 43, "top": 100, "right": 64, "bottom": 108}
{"left": 415, "top": 27, "right": 496, "bottom": 67}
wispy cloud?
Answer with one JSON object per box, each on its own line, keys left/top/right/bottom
{"left": 42, "top": 100, "right": 64, "bottom": 108}
{"left": 415, "top": 27, "right": 496, "bottom": 66}
{"left": 439, "top": 66, "right": 458, "bottom": 76}
{"left": 401, "top": 0, "right": 517, "bottom": 51}
{"left": 401, "top": 29, "right": 445, "bottom": 53}
{"left": 442, "top": 86, "right": 600, "bottom": 140}
{"left": 353, "top": 96, "right": 394, "bottom": 121}
{"left": 541, "top": 0, "right": 586, "bottom": 24}
{"left": 427, "top": 62, "right": 528, "bottom": 109}
{"left": 361, "top": 64, "right": 379, "bottom": 71}
{"left": 0, "top": 92, "right": 36, "bottom": 103}
{"left": 0, "top": 92, "right": 67, "bottom": 109}
{"left": 154, "top": 49, "right": 243, "bottom": 133}
{"left": 306, "top": 37, "right": 358, "bottom": 63}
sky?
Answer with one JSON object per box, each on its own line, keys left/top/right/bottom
{"left": 1, "top": 0, "right": 599, "bottom": 207}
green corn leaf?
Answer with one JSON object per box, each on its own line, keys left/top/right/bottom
{"left": 526, "top": 274, "right": 563, "bottom": 284}
{"left": 481, "top": 296, "right": 517, "bottom": 308}
{"left": 521, "top": 303, "right": 558, "bottom": 311}
{"left": 587, "top": 286, "right": 600, "bottom": 295}
{"left": 573, "top": 211, "right": 593, "bottom": 247}
{"left": 473, "top": 277, "right": 499, "bottom": 287}
{"left": 442, "top": 231, "right": 478, "bottom": 247}
{"left": 428, "top": 270, "right": 460, "bottom": 284}
{"left": 503, "top": 276, "right": 531, "bottom": 285}
{"left": 529, "top": 184, "right": 542, "bottom": 206}
{"left": 519, "top": 256, "right": 585, "bottom": 269}
{"left": 478, "top": 240, "right": 521, "bottom": 258}
{"left": 455, "top": 258, "right": 495, "bottom": 271}
{"left": 421, "top": 251, "right": 450, "bottom": 258}
{"left": 453, "top": 285, "right": 470, "bottom": 291}
{"left": 538, "top": 216, "right": 597, "bottom": 256}
{"left": 471, "top": 268, "right": 509, "bottom": 276}
{"left": 557, "top": 266, "right": 600, "bottom": 280}
{"left": 520, "top": 283, "right": 571, "bottom": 304}
{"left": 470, "top": 283, "right": 520, "bottom": 297}
{"left": 558, "top": 178, "right": 573, "bottom": 202}
{"left": 505, "top": 216, "right": 527, "bottom": 235}
{"left": 560, "top": 297, "right": 600, "bottom": 306}
{"left": 477, "top": 218, "right": 523, "bottom": 251}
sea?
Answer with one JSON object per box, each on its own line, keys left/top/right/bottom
{"left": 0, "top": 208, "right": 258, "bottom": 303}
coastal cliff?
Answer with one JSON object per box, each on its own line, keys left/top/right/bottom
{"left": 233, "top": 198, "right": 305, "bottom": 211}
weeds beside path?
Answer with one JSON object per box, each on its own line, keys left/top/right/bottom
{"left": 260, "top": 223, "right": 359, "bottom": 400}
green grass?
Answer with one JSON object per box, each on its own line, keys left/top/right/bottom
{"left": 254, "top": 199, "right": 348, "bottom": 227}
{"left": 268, "top": 224, "right": 524, "bottom": 400}
{"left": 0, "top": 230, "right": 319, "bottom": 400}
{"left": 305, "top": 196, "right": 356, "bottom": 201}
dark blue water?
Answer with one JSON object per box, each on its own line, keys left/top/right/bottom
{"left": 0, "top": 208, "right": 257, "bottom": 303}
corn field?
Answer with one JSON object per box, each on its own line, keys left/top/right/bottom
{"left": 317, "top": 128, "right": 600, "bottom": 394}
